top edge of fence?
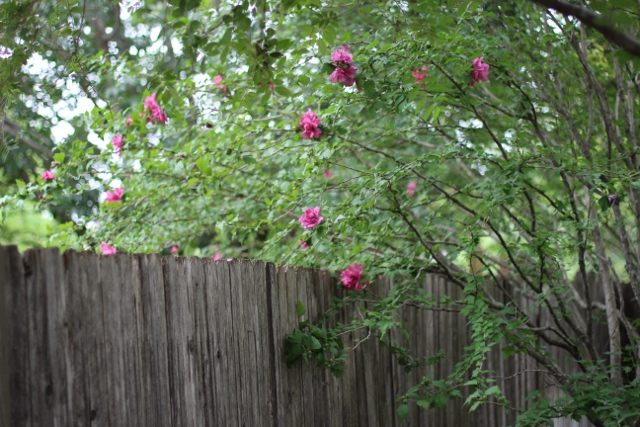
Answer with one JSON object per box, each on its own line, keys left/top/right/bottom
{"left": 2, "top": 244, "right": 330, "bottom": 274}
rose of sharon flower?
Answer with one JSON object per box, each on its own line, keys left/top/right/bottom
{"left": 341, "top": 263, "right": 367, "bottom": 291}
{"left": 111, "top": 133, "right": 123, "bottom": 154}
{"left": 329, "top": 46, "right": 357, "bottom": 87}
{"left": 170, "top": 245, "right": 179, "bottom": 254}
{"left": 330, "top": 66, "right": 356, "bottom": 87}
{"left": 104, "top": 188, "right": 124, "bottom": 203}
{"left": 141, "top": 93, "right": 168, "bottom": 124}
{"left": 126, "top": 117, "right": 133, "bottom": 128}
{"left": 41, "top": 169, "right": 55, "bottom": 181}
{"left": 412, "top": 66, "right": 428, "bottom": 83}
{"left": 213, "top": 75, "right": 227, "bottom": 93}
{"left": 298, "top": 240, "right": 309, "bottom": 251}
{"left": 324, "top": 170, "right": 333, "bottom": 178}
{"left": 299, "top": 109, "right": 322, "bottom": 140}
{"left": 213, "top": 247, "right": 223, "bottom": 261}
{"left": 406, "top": 181, "right": 417, "bottom": 196}
{"left": 299, "top": 206, "right": 324, "bottom": 230}
{"left": 331, "top": 47, "right": 353, "bottom": 65}
{"left": 100, "top": 242, "right": 117, "bottom": 256}
{"left": 469, "top": 57, "right": 490, "bottom": 87}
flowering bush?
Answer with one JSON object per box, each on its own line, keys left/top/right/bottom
{"left": 6, "top": 0, "right": 640, "bottom": 425}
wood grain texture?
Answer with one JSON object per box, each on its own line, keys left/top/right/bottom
{"left": 1, "top": 245, "right": 597, "bottom": 427}
{"left": 0, "top": 245, "right": 30, "bottom": 427}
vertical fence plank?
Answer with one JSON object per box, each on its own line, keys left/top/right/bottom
{"left": 251, "top": 261, "right": 275, "bottom": 427}
{"left": 75, "top": 251, "right": 111, "bottom": 426}
{"left": 163, "top": 256, "right": 198, "bottom": 427}
{"left": 100, "top": 254, "right": 126, "bottom": 427}
{"left": 0, "top": 245, "right": 30, "bottom": 427}
{"left": 64, "top": 251, "right": 89, "bottom": 426}
{"left": 191, "top": 258, "right": 214, "bottom": 427}
{"left": 130, "top": 254, "right": 147, "bottom": 427}
{"left": 23, "top": 248, "right": 70, "bottom": 427}
{"left": 265, "top": 262, "right": 279, "bottom": 427}
{"left": 227, "top": 260, "right": 254, "bottom": 427}
{"left": 138, "top": 254, "right": 172, "bottom": 426}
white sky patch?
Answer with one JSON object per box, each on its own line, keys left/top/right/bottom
{"left": 0, "top": 46, "right": 13, "bottom": 59}
{"left": 22, "top": 52, "right": 55, "bottom": 76}
{"left": 51, "top": 121, "right": 75, "bottom": 143}
{"left": 459, "top": 119, "right": 483, "bottom": 129}
{"left": 171, "top": 37, "right": 183, "bottom": 55}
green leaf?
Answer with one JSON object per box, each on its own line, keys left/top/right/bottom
{"left": 242, "top": 155, "right": 257, "bottom": 164}
{"left": 485, "top": 386, "right": 501, "bottom": 395}
{"left": 416, "top": 399, "right": 431, "bottom": 409}
{"left": 433, "top": 393, "right": 448, "bottom": 408}
{"left": 274, "top": 86, "right": 294, "bottom": 97}
{"left": 15, "top": 179, "right": 25, "bottom": 189}
{"left": 397, "top": 404, "right": 409, "bottom": 421}
{"left": 597, "top": 195, "right": 610, "bottom": 213}
{"left": 296, "top": 300, "right": 306, "bottom": 317}
{"left": 53, "top": 153, "right": 65, "bottom": 163}
{"left": 196, "top": 157, "right": 212, "bottom": 176}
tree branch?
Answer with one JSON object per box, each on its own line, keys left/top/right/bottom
{"left": 529, "top": 0, "right": 640, "bottom": 58}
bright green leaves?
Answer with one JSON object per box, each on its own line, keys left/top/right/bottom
{"left": 284, "top": 318, "right": 346, "bottom": 378}
{"left": 196, "top": 157, "right": 213, "bottom": 176}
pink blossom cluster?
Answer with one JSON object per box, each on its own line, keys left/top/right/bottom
{"left": 299, "top": 206, "right": 324, "bottom": 229}
{"left": 170, "top": 245, "right": 179, "bottom": 254}
{"left": 298, "top": 240, "right": 309, "bottom": 251}
{"left": 41, "top": 169, "right": 55, "bottom": 181}
{"left": 111, "top": 133, "right": 123, "bottom": 155}
{"left": 213, "top": 247, "right": 223, "bottom": 261}
{"left": 406, "top": 181, "right": 417, "bottom": 196}
{"left": 469, "top": 57, "right": 490, "bottom": 87}
{"left": 329, "top": 46, "right": 356, "bottom": 87}
{"left": 299, "top": 109, "right": 322, "bottom": 140}
{"left": 214, "top": 75, "right": 227, "bottom": 93}
{"left": 141, "top": 93, "right": 168, "bottom": 124}
{"left": 340, "top": 263, "right": 368, "bottom": 291}
{"left": 412, "top": 66, "right": 428, "bottom": 83}
{"left": 104, "top": 188, "right": 124, "bottom": 203}
{"left": 100, "top": 242, "right": 117, "bottom": 256}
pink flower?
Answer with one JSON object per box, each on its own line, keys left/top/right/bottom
{"left": 340, "top": 263, "right": 367, "bottom": 291}
{"left": 298, "top": 240, "right": 309, "bottom": 251}
{"left": 299, "top": 206, "right": 324, "bottom": 229}
{"left": 214, "top": 75, "right": 227, "bottom": 93}
{"left": 141, "top": 93, "right": 168, "bottom": 124}
{"left": 111, "top": 133, "right": 123, "bottom": 154}
{"left": 469, "top": 56, "right": 490, "bottom": 87}
{"left": 412, "top": 66, "right": 428, "bottom": 83}
{"left": 331, "top": 47, "right": 353, "bottom": 65}
{"left": 40, "top": 169, "right": 55, "bottom": 181}
{"left": 170, "top": 245, "right": 179, "bottom": 254}
{"left": 213, "top": 247, "right": 223, "bottom": 261}
{"left": 324, "top": 170, "right": 333, "bottom": 178}
{"left": 104, "top": 188, "right": 124, "bottom": 203}
{"left": 299, "top": 109, "right": 322, "bottom": 140}
{"left": 329, "top": 66, "right": 356, "bottom": 87}
{"left": 126, "top": 117, "right": 133, "bottom": 128}
{"left": 100, "top": 242, "right": 117, "bottom": 256}
{"left": 406, "top": 181, "right": 417, "bottom": 196}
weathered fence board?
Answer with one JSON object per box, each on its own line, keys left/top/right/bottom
{"left": 0, "top": 245, "right": 594, "bottom": 426}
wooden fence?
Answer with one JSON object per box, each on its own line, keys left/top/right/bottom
{"left": 0, "top": 245, "right": 590, "bottom": 426}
